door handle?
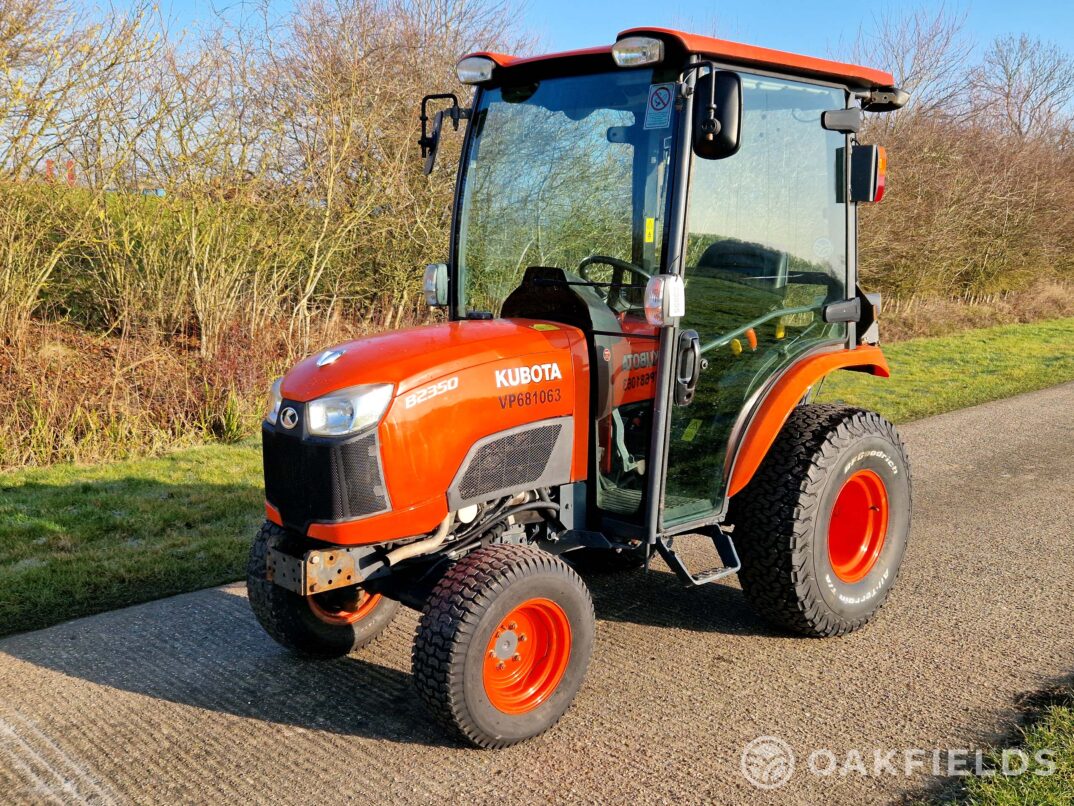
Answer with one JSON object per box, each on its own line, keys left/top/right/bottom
{"left": 674, "top": 329, "right": 701, "bottom": 406}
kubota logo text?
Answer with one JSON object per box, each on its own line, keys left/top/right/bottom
{"left": 495, "top": 363, "right": 563, "bottom": 388}
{"left": 622, "top": 350, "right": 658, "bottom": 372}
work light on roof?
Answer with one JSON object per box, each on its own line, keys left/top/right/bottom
{"left": 611, "top": 36, "right": 664, "bottom": 67}
{"left": 457, "top": 56, "right": 496, "bottom": 84}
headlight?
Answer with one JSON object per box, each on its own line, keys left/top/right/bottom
{"left": 611, "top": 36, "right": 664, "bottom": 68}
{"left": 307, "top": 384, "right": 393, "bottom": 437}
{"left": 456, "top": 55, "right": 495, "bottom": 84}
{"left": 265, "top": 378, "right": 283, "bottom": 424}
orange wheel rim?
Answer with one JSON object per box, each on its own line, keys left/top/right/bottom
{"left": 828, "top": 469, "right": 889, "bottom": 584}
{"left": 483, "top": 598, "right": 572, "bottom": 715}
{"left": 308, "top": 589, "right": 382, "bottom": 625}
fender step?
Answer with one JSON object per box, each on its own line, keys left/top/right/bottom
{"left": 653, "top": 528, "right": 740, "bottom": 587}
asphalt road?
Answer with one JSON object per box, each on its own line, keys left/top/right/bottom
{"left": 1, "top": 383, "right": 1072, "bottom": 805}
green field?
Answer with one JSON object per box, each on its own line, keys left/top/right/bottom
{"left": 0, "top": 443, "right": 262, "bottom": 635}
{"left": 1, "top": 316, "right": 1073, "bottom": 638}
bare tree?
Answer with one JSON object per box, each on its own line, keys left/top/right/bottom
{"left": 848, "top": 4, "right": 972, "bottom": 128}
{"left": 973, "top": 34, "right": 1074, "bottom": 140}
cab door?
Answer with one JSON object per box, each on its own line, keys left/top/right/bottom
{"left": 660, "top": 73, "right": 853, "bottom": 529}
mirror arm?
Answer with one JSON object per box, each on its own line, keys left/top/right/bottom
{"left": 680, "top": 60, "right": 721, "bottom": 141}
{"left": 419, "top": 93, "right": 460, "bottom": 158}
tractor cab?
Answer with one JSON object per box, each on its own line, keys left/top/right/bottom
{"left": 249, "top": 28, "right": 911, "bottom": 750}
{"left": 420, "top": 30, "right": 897, "bottom": 542}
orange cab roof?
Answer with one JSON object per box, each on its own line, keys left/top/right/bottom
{"left": 467, "top": 27, "right": 895, "bottom": 90}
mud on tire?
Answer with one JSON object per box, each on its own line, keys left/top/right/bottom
{"left": 247, "top": 521, "right": 399, "bottom": 658}
{"left": 412, "top": 543, "right": 595, "bottom": 749}
{"left": 728, "top": 404, "right": 912, "bottom": 637}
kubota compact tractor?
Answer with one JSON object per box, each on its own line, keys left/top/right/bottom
{"left": 248, "top": 28, "right": 912, "bottom": 748}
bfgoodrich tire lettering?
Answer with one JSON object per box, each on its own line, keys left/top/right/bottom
{"left": 728, "top": 404, "right": 912, "bottom": 637}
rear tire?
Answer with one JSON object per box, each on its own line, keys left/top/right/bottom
{"left": 247, "top": 521, "right": 399, "bottom": 658}
{"left": 412, "top": 544, "right": 594, "bottom": 748}
{"left": 728, "top": 404, "right": 911, "bottom": 637}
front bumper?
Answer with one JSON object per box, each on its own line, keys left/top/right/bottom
{"left": 267, "top": 541, "right": 382, "bottom": 595}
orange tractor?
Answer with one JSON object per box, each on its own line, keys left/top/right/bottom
{"left": 248, "top": 28, "right": 911, "bottom": 748}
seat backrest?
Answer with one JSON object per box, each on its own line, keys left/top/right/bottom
{"left": 694, "top": 239, "right": 788, "bottom": 289}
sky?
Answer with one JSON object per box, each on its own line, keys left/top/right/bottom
{"left": 522, "top": 0, "right": 1073, "bottom": 60}
{"left": 155, "top": 0, "right": 1074, "bottom": 62}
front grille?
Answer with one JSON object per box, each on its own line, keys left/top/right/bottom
{"left": 458, "top": 423, "right": 562, "bottom": 500}
{"left": 263, "top": 409, "right": 390, "bottom": 532}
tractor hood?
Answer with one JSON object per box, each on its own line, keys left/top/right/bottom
{"left": 279, "top": 318, "right": 585, "bottom": 402}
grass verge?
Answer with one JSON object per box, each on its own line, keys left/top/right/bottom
{"left": 819, "top": 317, "right": 1074, "bottom": 421}
{"left": 1, "top": 316, "right": 1073, "bottom": 638}
{"left": 0, "top": 442, "right": 262, "bottom": 636}
{"left": 930, "top": 687, "right": 1074, "bottom": 804}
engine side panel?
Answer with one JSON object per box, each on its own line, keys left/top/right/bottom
{"left": 265, "top": 318, "right": 592, "bottom": 545}
{"left": 379, "top": 345, "right": 580, "bottom": 512}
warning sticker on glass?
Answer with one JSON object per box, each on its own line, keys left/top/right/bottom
{"left": 682, "top": 418, "right": 702, "bottom": 442}
{"left": 644, "top": 83, "right": 675, "bottom": 130}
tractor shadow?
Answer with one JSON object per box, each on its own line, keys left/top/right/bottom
{"left": 579, "top": 545, "right": 781, "bottom": 639}
{"left": 1, "top": 461, "right": 775, "bottom": 748}
{"left": 0, "top": 565, "right": 778, "bottom": 748}
{"left": 0, "top": 587, "right": 456, "bottom": 747}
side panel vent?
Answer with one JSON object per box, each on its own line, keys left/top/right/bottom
{"left": 449, "top": 417, "right": 574, "bottom": 508}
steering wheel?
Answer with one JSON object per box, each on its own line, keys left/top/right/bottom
{"left": 578, "top": 255, "right": 651, "bottom": 311}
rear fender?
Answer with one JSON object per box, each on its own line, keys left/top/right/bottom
{"left": 725, "top": 345, "right": 889, "bottom": 498}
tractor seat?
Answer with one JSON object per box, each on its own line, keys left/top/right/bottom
{"left": 694, "top": 239, "right": 788, "bottom": 290}
{"left": 502, "top": 266, "right": 623, "bottom": 334}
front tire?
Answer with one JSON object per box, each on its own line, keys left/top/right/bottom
{"left": 412, "top": 544, "right": 595, "bottom": 748}
{"left": 247, "top": 521, "right": 399, "bottom": 658}
{"left": 728, "top": 404, "right": 911, "bottom": 637}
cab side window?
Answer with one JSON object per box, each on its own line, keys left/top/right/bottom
{"left": 685, "top": 74, "right": 848, "bottom": 338}
{"left": 662, "top": 74, "right": 850, "bottom": 526}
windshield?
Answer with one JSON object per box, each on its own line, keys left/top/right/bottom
{"left": 455, "top": 68, "right": 678, "bottom": 318}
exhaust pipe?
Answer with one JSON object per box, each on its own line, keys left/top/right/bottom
{"left": 384, "top": 514, "right": 453, "bottom": 566}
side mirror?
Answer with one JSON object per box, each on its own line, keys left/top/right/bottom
{"left": 419, "top": 93, "right": 469, "bottom": 175}
{"left": 423, "top": 263, "right": 449, "bottom": 307}
{"left": 423, "top": 111, "right": 446, "bottom": 175}
{"left": 693, "top": 69, "right": 741, "bottom": 160}
{"left": 822, "top": 107, "right": 863, "bottom": 133}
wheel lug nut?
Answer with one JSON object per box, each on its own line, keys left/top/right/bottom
{"left": 512, "top": 654, "right": 521, "bottom": 662}
{"left": 518, "top": 634, "right": 527, "bottom": 642}
{"left": 488, "top": 650, "right": 496, "bottom": 658}
{"left": 496, "top": 662, "right": 505, "bottom": 670}
{"left": 507, "top": 622, "right": 517, "bottom": 630}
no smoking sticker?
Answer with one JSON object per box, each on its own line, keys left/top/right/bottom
{"left": 644, "top": 83, "right": 674, "bottom": 130}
